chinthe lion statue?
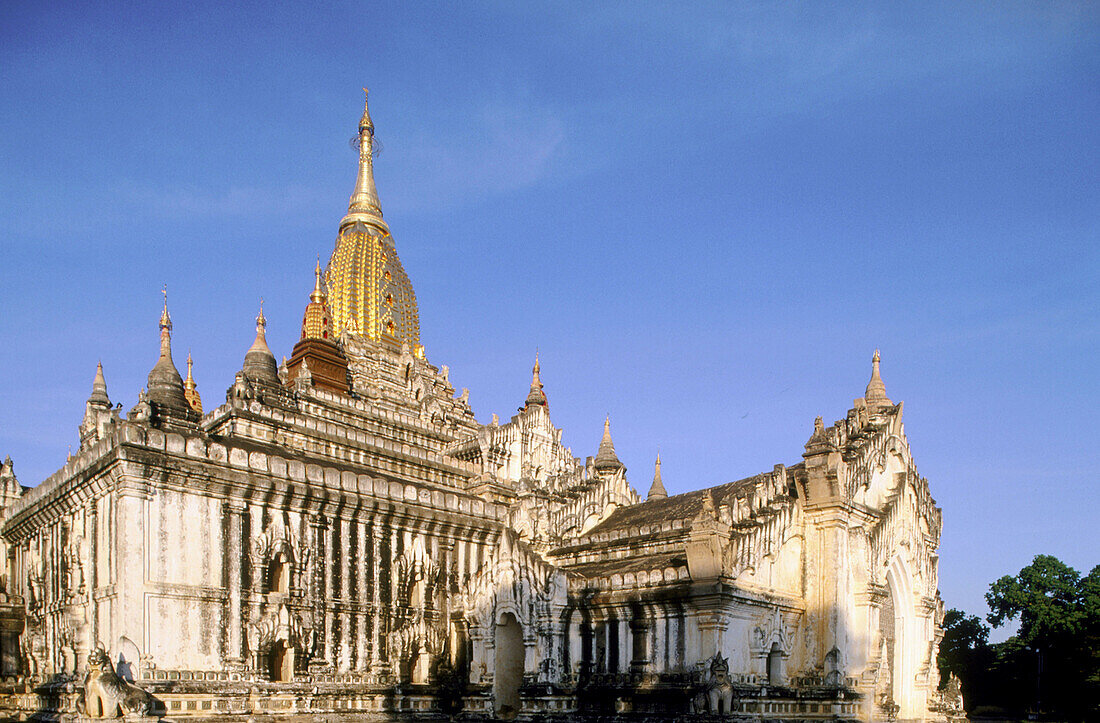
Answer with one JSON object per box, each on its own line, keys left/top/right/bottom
{"left": 80, "top": 645, "right": 155, "bottom": 718}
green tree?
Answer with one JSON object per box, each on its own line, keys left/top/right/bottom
{"left": 937, "top": 608, "right": 993, "bottom": 713}
{"left": 987, "top": 554, "right": 1083, "bottom": 643}
{"left": 984, "top": 555, "right": 1099, "bottom": 721}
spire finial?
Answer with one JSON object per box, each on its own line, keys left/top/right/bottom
{"left": 524, "top": 350, "right": 548, "bottom": 409}
{"left": 342, "top": 87, "right": 385, "bottom": 230}
{"left": 143, "top": 288, "right": 191, "bottom": 414}
{"left": 243, "top": 300, "right": 279, "bottom": 384}
{"left": 311, "top": 257, "right": 325, "bottom": 303}
{"left": 183, "top": 351, "right": 203, "bottom": 413}
{"left": 865, "top": 348, "right": 892, "bottom": 407}
{"left": 88, "top": 360, "right": 110, "bottom": 406}
{"left": 594, "top": 414, "right": 624, "bottom": 472}
{"left": 160, "top": 285, "right": 171, "bottom": 332}
{"left": 647, "top": 451, "right": 667, "bottom": 500}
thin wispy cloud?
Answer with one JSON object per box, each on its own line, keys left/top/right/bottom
{"left": 116, "top": 181, "right": 331, "bottom": 219}
{"left": 383, "top": 102, "right": 566, "bottom": 213}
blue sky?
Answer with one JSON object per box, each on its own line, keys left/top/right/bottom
{"left": 1, "top": 2, "right": 1097, "bottom": 634}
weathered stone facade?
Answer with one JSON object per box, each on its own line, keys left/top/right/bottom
{"left": 0, "top": 92, "right": 956, "bottom": 721}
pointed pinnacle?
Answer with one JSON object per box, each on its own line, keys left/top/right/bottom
{"left": 865, "top": 348, "right": 892, "bottom": 407}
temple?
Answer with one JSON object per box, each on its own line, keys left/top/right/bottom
{"left": 0, "top": 91, "right": 961, "bottom": 721}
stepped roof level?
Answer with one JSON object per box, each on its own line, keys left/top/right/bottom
{"left": 326, "top": 89, "right": 422, "bottom": 355}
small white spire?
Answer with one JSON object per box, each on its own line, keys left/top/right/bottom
{"left": 647, "top": 451, "right": 667, "bottom": 500}
{"left": 865, "top": 349, "right": 892, "bottom": 407}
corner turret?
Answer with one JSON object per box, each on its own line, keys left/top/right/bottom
{"left": 80, "top": 362, "right": 118, "bottom": 449}
{"left": 242, "top": 301, "right": 279, "bottom": 386}
{"left": 647, "top": 452, "right": 667, "bottom": 500}
{"left": 135, "top": 290, "right": 198, "bottom": 426}
{"left": 593, "top": 415, "right": 625, "bottom": 474}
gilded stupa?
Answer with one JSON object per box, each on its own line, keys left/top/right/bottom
{"left": 326, "top": 89, "right": 423, "bottom": 356}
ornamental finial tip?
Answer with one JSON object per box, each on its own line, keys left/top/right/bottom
{"left": 159, "top": 286, "right": 172, "bottom": 331}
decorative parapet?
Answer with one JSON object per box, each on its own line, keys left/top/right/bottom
{"left": 4, "top": 419, "right": 503, "bottom": 542}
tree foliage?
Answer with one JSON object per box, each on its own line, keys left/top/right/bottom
{"left": 945, "top": 555, "right": 1100, "bottom": 721}
{"left": 986, "top": 554, "right": 1085, "bottom": 643}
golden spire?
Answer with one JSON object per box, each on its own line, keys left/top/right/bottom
{"left": 341, "top": 88, "right": 387, "bottom": 232}
{"left": 301, "top": 260, "right": 334, "bottom": 341}
{"left": 183, "top": 351, "right": 203, "bottom": 414}
{"left": 311, "top": 256, "right": 325, "bottom": 303}
{"left": 865, "top": 348, "right": 892, "bottom": 408}
{"left": 326, "top": 89, "right": 422, "bottom": 354}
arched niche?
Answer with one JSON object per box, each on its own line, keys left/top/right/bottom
{"left": 268, "top": 551, "right": 290, "bottom": 594}
{"left": 494, "top": 612, "right": 523, "bottom": 719}
{"left": 269, "top": 639, "right": 293, "bottom": 682}
{"left": 767, "top": 641, "right": 784, "bottom": 685}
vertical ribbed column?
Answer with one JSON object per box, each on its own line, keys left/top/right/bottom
{"left": 225, "top": 501, "right": 244, "bottom": 664}
{"left": 86, "top": 500, "right": 98, "bottom": 650}
{"left": 339, "top": 518, "right": 350, "bottom": 671}
{"left": 357, "top": 520, "right": 367, "bottom": 670}
{"left": 370, "top": 522, "right": 381, "bottom": 672}
{"left": 323, "top": 519, "right": 334, "bottom": 665}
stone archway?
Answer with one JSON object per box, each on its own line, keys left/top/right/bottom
{"left": 494, "top": 612, "right": 523, "bottom": 719}
{"left": 884, "top": 554, "right": 916, "bottom": 717}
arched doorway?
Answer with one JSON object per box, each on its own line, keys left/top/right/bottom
{"left": 884, "top": 555, "right": 915, "bottom": 717}
{"left": 269, "top": 640, "right": 294, "bottom": 682}
{"left": 494, "top": 612, "right": 523, "bottom": 719}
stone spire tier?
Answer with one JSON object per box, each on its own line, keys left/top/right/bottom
{"left": 647, "top": 452, "right": 667, "bottom": 500}
{"left": 523, "top": 352, "right": 548, "bottom": 409}
{"left": 242, "top": 302, "right": 279, "bottom": 386}
{"left": 145, "top": 290, "right": 192, "bottom": 414}
{"left": 89, "top": 361, "right": 110, "bottom": 407}
{"left": 81, "top": 361, "right": 118, "bottom": 449}
{"left": 865, "top": 349, "right": 892, "bottom": 408}
{"left": 594, "top": 415, "right": 625, "bottom": 472}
